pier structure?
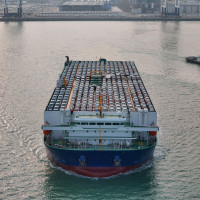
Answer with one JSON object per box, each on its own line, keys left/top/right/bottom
{"left": 3, "top": 0, "right": 22, "bottom": 18}
{"left": 161, "top": 0, "right": 180, "bottom": 16}
{"left": 3, "top": 0, "right": 8, "bottom": 16}
{"left": 175, "top": 0, "right": 180, "bottom": 16}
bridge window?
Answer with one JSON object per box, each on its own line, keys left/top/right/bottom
{"left": 81, "top": 122, "right": 88, "bottom": 125}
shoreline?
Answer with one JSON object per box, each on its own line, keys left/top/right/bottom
{"left": 1, "top": 16, "right": 200, "bottom": 22}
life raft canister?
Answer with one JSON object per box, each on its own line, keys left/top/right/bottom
{"left": 43, "top": 130, "right": 51, "bottom": 135}
{"left": 149, "top": 131, "right": 157, "bottom": 136}
{"left": 43, "top": 124, "right": 51, "bottom": 135}
{"left": 149, "top": 123, "right": 157, "bottom": 136}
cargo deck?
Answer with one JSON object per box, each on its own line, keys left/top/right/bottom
{"left": 46, "top": 60, "right": 155, "bottom": 113}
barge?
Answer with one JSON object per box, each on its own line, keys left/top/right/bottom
{"left": 42, "top": 57, "right": 159, "bottom": 178}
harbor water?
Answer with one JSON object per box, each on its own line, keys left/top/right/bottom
{"left": 0, "top": 21, "right": 200, "bottom": 199}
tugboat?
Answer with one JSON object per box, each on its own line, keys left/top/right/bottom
{"left": 185, "top": 56, "right": 200, "bottom": 65}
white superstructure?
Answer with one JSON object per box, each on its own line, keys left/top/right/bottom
{"left": 42, "top": 59, "right": 158, "bottom": 150}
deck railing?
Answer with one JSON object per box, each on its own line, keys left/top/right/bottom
{"left": 44, "top": 137, "right": 156, "bottom": 151}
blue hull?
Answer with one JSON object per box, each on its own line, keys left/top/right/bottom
{"left": 45, "top": 144, "right": 156, "bottom": 177}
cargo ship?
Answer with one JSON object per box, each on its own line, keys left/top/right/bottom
{"left": 42, "top": 57, "right": 159, "bottom": 178}
{"left": 185, "top": 56, "right": 200, "bottom": 65}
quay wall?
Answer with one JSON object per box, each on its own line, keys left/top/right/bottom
{"left": 1, "top": 16, "right": 200, "bottom": 21}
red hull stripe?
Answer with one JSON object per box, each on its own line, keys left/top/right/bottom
{"left": 48, "top": 156, "right": 149, "bottom": 177}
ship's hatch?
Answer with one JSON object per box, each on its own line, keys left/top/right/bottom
{"left": 90, "top": 71, "right": 102, "bottom": 86}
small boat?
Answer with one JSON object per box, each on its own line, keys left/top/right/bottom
{"left": 185, "top": 56, "right": 200, "bottom": 65}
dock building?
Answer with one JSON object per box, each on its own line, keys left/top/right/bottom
{"left": 59, "top": 1, "right": 111, "bottom": 12}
